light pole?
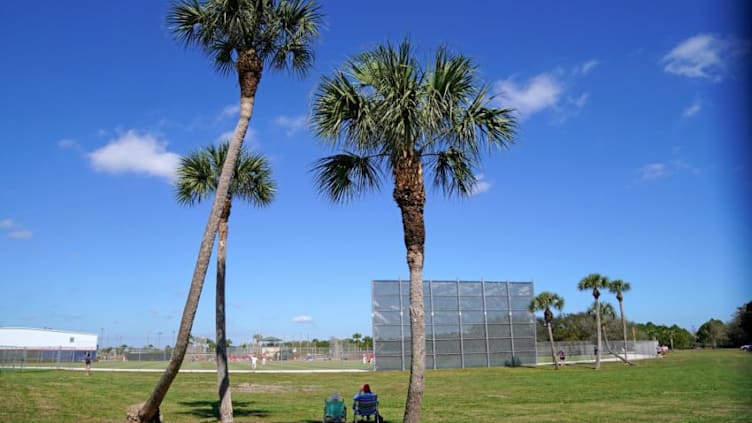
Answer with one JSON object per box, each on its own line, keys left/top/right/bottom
{"left": 158, "top": 331, "right": 163, "bottom": 360}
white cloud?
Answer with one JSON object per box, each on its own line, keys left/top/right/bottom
{"left": 1, "top": 219, "right": 32, "bottom": 239}
{"left": 580, "top": 59, "right": 599, "bottom": 74}
{"left": 494, "top": 73, "right": 563, "bottom": 119}
{"left": 274, "top": 115, "right": 308, "bottom": 136}
{"left": 671, "top": 159, "right": 702, "bottom": 175}
{"left": 87, "top": 130, "right": 181, "bottom": 182}
{"left": 58, "top": 138, "right": 79, "bottom": 149}
{"left": 638, "top": 163, "right": 669, "bottom": 180}
{"left": 470, "top": 174, "right": 491, "bottom": 196}
{"left": 662, "top": 34, "right": 747, "bottom": 81}
{"left": 291, "top": 315, "right": 313, "bottom": 323}
{"left": 7, "top": 230, "right": 33, "bottom": 240}
{"left": 219, "top": 104, "right": 240, "bottom": 119}
{"left": 682, "top": 100, "right": 702, "bottom": 118}
{"left": 570, "top": 93, "right": 590, "bottom": 109}
{"left": 215, "top": 127, "right": 257, "bottom": 146}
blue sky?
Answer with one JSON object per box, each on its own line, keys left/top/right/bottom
{"left": 1, "top": 1, "right": 749, "bottom": 348}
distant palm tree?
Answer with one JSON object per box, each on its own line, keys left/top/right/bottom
{"left": 529, "top": 292, "right": 565, "bottom": 369}
{"left": 176, "top": 142, "right": 275, "bottom": 421}
{"left": 608, "top": 279, "right": 632, "bottom": 360}
{"left": 131, "top": 2, "right": 321, "bottom": 422}
{"left": 588, "top": 301, "right": 616, "bottom": 337}
{"left": 312, "top": 39, "right": 516, "bottom": 423}
{"left": 577, "top": 273, "right": 610, "bottom": 370}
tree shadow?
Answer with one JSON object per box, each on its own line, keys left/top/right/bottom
{"left": 176, "top": 400, "right": 269, "bottom": 419}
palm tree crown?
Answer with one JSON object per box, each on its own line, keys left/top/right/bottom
{"left": 170, "top": 0, "right": 322, "bottom": 76}
{"left": 608, "top": 279, "right": 631, "bottom": 302}
{"left": 529, "top": 291, "right": 565, "bottom": 324}
{"left": 312, "top": 39, "right": 516, "bottom": 201}
{"left": 577, "top": 273, "right": 610, "bottom": 299}
{"left": 588, "top": 301, "right": 617, "bottom": 321}
{"left": 176, "top": 141, "right": 275, "bottom": 207}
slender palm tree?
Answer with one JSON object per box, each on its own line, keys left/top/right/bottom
{"left": 586, "top": 301, "right": 633, "bottom": 365}
{"left": 528, "top": 292, "right": 565, "bottom": 370}
{"left": 130, "top": 2, "right": 321, "bottom": 422}
{"left": 577, "top": 273, "right": 610, "bottom": 370}
{"left": 588, "top": 301, "right": 616, "bottom": 348}
{"left": 176, "top": 142, "right": 275, "bottom": 422}
{"left": 312, "top": 39, "right": 516, "bottom": 423}
{"left": 607, "top": 279, "right": 631, "bottom": 361}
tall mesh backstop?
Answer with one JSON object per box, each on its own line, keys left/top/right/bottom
{"left": 372, "top": 280, "right": 536, "bottom": 371}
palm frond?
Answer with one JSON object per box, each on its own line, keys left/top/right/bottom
{"left": 588, "top": 301, "right": 616, "bottom": 320}
{"left": 167, "top": 0, "right": 322, "bottom": 78}
{"left": 608, "top": 279, "right": 631, "bottom": 294}
{"left": 233, "top": 152, "right": 276, "bottom": 206}
{"left": 428, "top": 148, "right": 476, "bottom": 197}
{"left": 313, "top": 72, "right": 378, "bottom": 151}
{"left": 577, "top": 273, "right": 610, "bottom": 291}
{"left": 168, "top": 0, "right": 207, "bottom": 48}
{"left": 175, "top": 141, "right": 276, "bottom": 208}
{"left": 265, "top": 0, "right": 322, "bottom": 75}
{"left": 175, "top": 149, "right": 218, "bottom": 206}
{"left": 212, "top": 40, "right": 237, "bottom": 75}
{"left": 312, "top": 153, "right": 382, "bottom": 203}
{"left": 311, "top": 39, "right": 518, "bottom": 204}
{"left": 529, "top": 291, "right": 565, "bottom": 313}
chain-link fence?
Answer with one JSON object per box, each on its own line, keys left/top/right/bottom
{"left": 373, "top": 280, "right": 537, "bottom": 371}
{"left": 1, "top": 339, "right": 374, "bottom": 371}
{"left": 535, "top": 340, "right": 659, "bottom": 364}
{"left": 0, "top": 347, "right": 96, "bottom": 369}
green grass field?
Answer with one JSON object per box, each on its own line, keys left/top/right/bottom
{"left": 1, "top": 349, "right": 750, "bottom": 422}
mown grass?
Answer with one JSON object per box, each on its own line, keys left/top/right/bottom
{"left": 1, "top": 349, "right": 750, "bottom": 422}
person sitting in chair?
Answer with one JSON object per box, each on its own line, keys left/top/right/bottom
{"left": 354, "top": 384, "right": 373, "bottom": 400}
{"left": 353, "top": 384, "right": 380, "bottom": 422}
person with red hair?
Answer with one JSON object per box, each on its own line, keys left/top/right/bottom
{"left": 353, "top": 383, "right": 380, "bottom": 421}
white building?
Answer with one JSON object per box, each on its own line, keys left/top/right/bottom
{"left": 0, "top": 327, "right": 97, "bottom": 351}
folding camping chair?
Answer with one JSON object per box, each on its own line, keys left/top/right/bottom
{"left": 352, "top": 393, "right": 379, "bottom": 422}
{"left": 323, "top": 394, "right": 347, "bottom": 423}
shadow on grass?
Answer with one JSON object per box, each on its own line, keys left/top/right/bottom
{"left": 176, "top": 400, "right": 269, "bottom": 419}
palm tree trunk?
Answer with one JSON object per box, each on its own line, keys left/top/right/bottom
{"left": 130, "top": 53, "right": 262, "bottom": 423}
{"left": 216, "top": 201, "right": 233, "bottom": 422}
{"left": 394, "top": 156, "right": 426, "bottom": 423}
{"left": 595, "top": 301, "right": 602, "bottom": 370}
{"left": 619, "top": 299, "right": 628, "bottom": 361}
{"left": 602, "top": 325, "right": 634, "bottom": 365}
{"left": 546, "top": 322, "right": 559, "bottom": 370}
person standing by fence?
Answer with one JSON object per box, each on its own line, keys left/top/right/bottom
{"left": 84, "top": 352, "right": 92, "bottom": 375}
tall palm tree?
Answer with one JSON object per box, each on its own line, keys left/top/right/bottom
{"left": 586, "top": 301, "right": 632, "bottom": 365}
{"left": 528, "top": 292, "right": 565, "bottom": 370}
{"left": 577, "top": 273, "right": 610, "bottom": 370}
{"left": 312, "top": 39, "right": 516, "bottom": 423}
{"left": 176, "top": 142, "right": 275, "bottom": 422}
{"left": 130, "top": 2, "right": 321, "bottom": 422}
{"left": 608, "top": 279, "right": 631, "bottom": 361}
{"left": 587, "top": 301, "right": 616, "bottom": 348}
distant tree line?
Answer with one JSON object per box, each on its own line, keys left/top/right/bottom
{"left": 695, "top": 301, "right": 752, "bottom": 348}
{"left": 536, "top": 299, "right": 752, "bottom": 350}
